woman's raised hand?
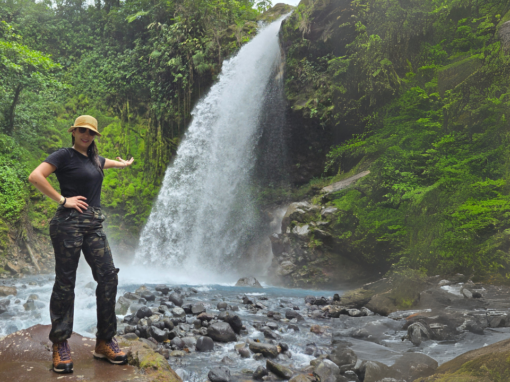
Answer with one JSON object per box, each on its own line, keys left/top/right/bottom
{"left": 65, "top": 196, "right": 89, "bottom": 213}
{"left": 116, "top": 157, "right": 134, "bottom": 168}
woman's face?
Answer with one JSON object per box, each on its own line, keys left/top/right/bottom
{"left": 72, "top": 128, "right": 96, "bottom": 150}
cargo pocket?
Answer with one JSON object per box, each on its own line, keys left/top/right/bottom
{"left": 64, "top": 237, "right": 83, "bottom": 249}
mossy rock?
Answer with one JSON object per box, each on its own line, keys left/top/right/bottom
{"left": 437, "top": 55, "right": 483, "bottom": 96}
{"left": 415, "top": 338, "right": 510, "bottom": 382}
{"left": 341, "top": 288, "right": 375, "bottom": 308}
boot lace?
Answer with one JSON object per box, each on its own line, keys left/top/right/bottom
{"left": 58, "top": 341, "right": 71, "bottom": 361}
{"left": 106, "top": 338, "right": 121, "bottom": 353}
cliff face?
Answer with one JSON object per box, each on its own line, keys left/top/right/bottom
{"left": 279, "top": 0, "right": 357, "bottom": 185}
{"left": 276, "top": 0, "right": 510, "bottom": 282}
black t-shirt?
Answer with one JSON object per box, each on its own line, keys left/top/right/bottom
{"left": 44, "top": 148, "right": 106, "bottom": 208}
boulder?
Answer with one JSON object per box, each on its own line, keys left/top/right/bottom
{"left": 267, "top": 359, "right": 293, "bottom": 380}
{"left": 135, "top": 285, "right": 149, "bottom": 294}
{"left": 340, "top": 288, "right": 374, "bottom": 309}
{"left": 171, "top": 337, "right": 184, "bottom": 349}
{"left": 253, "top": 366, "right": 268, "bottom": 380}
{"left": 150, "top": 326, "right": 168, "bottom": 343}
{"left": 124, "top": 292, "right": 140, "bottom": 300}
{"left": 365, "top": 291, "right": 399, "bottom": 316}
{"left": 217, "top": 302, "right": 228, "bottom": 310}
{"left": 390, "top": 353, "right": 438, "bottom": 380}
{"left": 249, "top": 341, "right": 279, "bottom": 358}
{"left": 292, "top": 224, "right": 310, "bottom": 239}
{"left": 281, "top": 201, "right": 321, "bottom": 232}
{"left": 168, "top": 292, "right": 183, "bottom": 307}
{"left": 23, "top": 299, "right": 36, "bottom": 311}
{"left": 0, "top": 286, "right": 17, "bottom": 297}
{"left": 407, "top": 322, "right": 431, "bottom": 346}
{"left": 140, "top": 291, "right": 156, "bottom": 301}
{"left": 361, "top": 361, "right": 399, "bottom": 382}
{"left": 285, "top": 310, "right": 304, "bottom": 321}
{"left": 207, "top": 322, "right": 237, "bottom": 342}
{"left": 181, "top": 336, "right": 197, "bottom": 349}
{"left": 314, "top": 359, "right": 340, "bottom": 382}
{"left": 226, "top": 314, "right": 243, "bottom": 334}
{"left": 115, "top": 296, "right": 131, "bottom": 315}
{"left": 196, "top": 336, "right": 214, "bottom": 351}
{"left": 235, "top": 277, "right": 262, "bottom": 288}
{"left": 155, "top": 285, "right": 170, "bottom": 294}
{"left": 208, "top": 366, "right": 231, "bottom": 382}
{"left": 191, "top": 303, "right": 206, "bottom": 315}
{"left": 0, "top": 299, "right": 10, "bottom": 314}
{"left": 499, "top": 20, "right": 510, "bottom": 54}
{"left": 238, "top": 347, "right": 250, "bottom": 358}
{"left": 327, "top": 346, "right": 357, "bottom": 372}
{"left": 136, "top": 306, "right": 153, "bottom": 319}
{"left": 171, "top": 307, "right": 186, "bottom": 318}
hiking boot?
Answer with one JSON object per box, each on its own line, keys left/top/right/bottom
{"left": 93, "top": 338, "right": 127, "bottom": 364}
{"left": 52, "top": 340, "right": 73, "bottom": 373}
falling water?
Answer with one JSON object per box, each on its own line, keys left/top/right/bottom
{"left": 135, "top": 17, "right": 288, "bottom": 281}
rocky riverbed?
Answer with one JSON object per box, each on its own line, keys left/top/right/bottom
{"left": 1, "top": 274, "right": 510, "bottom": 381}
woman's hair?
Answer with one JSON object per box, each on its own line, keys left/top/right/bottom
{"left": 72, "top": 134, "right": 104, "bottom": 177}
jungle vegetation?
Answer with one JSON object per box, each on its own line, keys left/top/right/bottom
{"left": 281, "top": 0, "right": 510, "bottom": 278}
{"left": 0, "top": 0, "right": 272, "bottom": 253}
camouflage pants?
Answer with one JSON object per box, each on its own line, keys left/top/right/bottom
{"left": 49, "top": 206, "right": 119, "bottom": 344}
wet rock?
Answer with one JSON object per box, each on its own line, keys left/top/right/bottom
{"left": 321, "top": 206, "right": 338, "bottom": 217}
{"left": 285, "top": 310, "right": 304, "bottom": 321}
{"left": 191, "top": 302, "right": 206, "bottom": 315}
{"left": 23, "top": 299, "right": 36, "bottom": 311}
{"left": 136, "top": 306, "right": 153, "bottom": 319}
{"left": 155, "top": 285, "right": 170, "bottom": 294}
{"left": 196, "top": 336, "right": 214, "bottom": 351}
{"left": 238, "top": 347, "right": 251, "bottom": 358}
{"left": 116, "top": 296, "right": 131, "bottom": 315}
{"left": 197, "top": 312, "right": 214, "bottom": 321}
{"left": 217, "top": 302, "right": 228, "bottom": 310}
{"left": 123, "top": 292, "right": 140, "bottom": 300}
{"left": 170, "top": 350, "right": 186, "bottom": 357}
{"left": 162, "top": 317, "right": 174, "bottom": 330}
{"left": 135, "top": 285, "right": 149, "bottom": 294}
{"left": 389, "top": 352, "right": 438, "bottom": 380}
{"left": 168, "top": 292, "right": 183, "bottom": 307}
{"left": 292, "top": 224, "right": 310, "bottom": 239}
{"left": 328, "top": 346, "right": 357, "bottom": 372}
{"left": 314, "top": 359, "right": 340, "bottom": 382}
{"left": 267, "top": 359, "right": 293, "bottom": 380}
{"left": 347, "top": 309, "right": 363, "bottom": 317}
{"left": 182, "top": 336, "right": 197, "bottom": 349}
{"left": 365, "top": 291, "right": 399, "bottom": 316}
{"left": 343, "top": 370, "right": 360, "bottom": 382}
{"left": 161, "top": 301, "right": 175, "bottom": 309}
{"left": 310, "top": 325, "right": 324, "bottom": 334}
{"left": 226, "top": 314, "right": 243, "bottom": 334}
{"left": 171, "top": 337, "right": 184, "bottom": 349}
{"left": 263, "top": 328, "right": 281, "bottom": 340}
{"left": 0, "top": 299, "right": 10, "bottom": 314}
{"left": 242, "top": 295, "right": 254, "bottom": 305}
{"left": 289, "top": 375, "right": 313, "bottom": 382}
{"left": 150, "top": 326, "right": 168, "bottom": 342}
{"left": 360, "top": 360, "right": 398, "bottom": 382}
{"left": 472, "top": 291, "right": 483, "bottom": 298}
{"left": 340, "top": 288, "right": 374, "bottom": 309}
{"left": 207, "top": 322, "right": 237, "bottom": 342}
{"left": 462, "top": 289, "right": 473, "bottom": 299}
{"left": 171, "top": 307, "right": 186, "bottom": 318}
{"left": 281, "top": 202, "right": 321, "bottom": 232}
{"left": 235, "top": 277, "right": 262, "bottom": 288}
{"left": 141, "top": 291, "right": 156, "bottom": 301}
{"left": 221, "top": 356, "right": 236, "bottom": 365}
{"left": 489, "top": 315, "right": 507, "bottom": 328}
{"left": 0, "top": 286, "right": 17, "bottom": 297}
{"left": 253, "top": 366, "right": 268, "bottom": 380}
{"left": 28, "top": 294, "right": 39, "bottom": 300}
{"left": 438, "top": 280, "right": 451, "bottom": 286}
{"left": 182, "top": 303, "right": 192, "bottom": 314}
{"left": 407, "top": 322, "right": 430, "bottom": 346}
{"left": 277, "top": 261, "right": 297, "bottom": 276}
{"left": 249, "top": 341, "right": 279, "bottom": 358}
{"left": 267, "top": 322, "right": 278, "bottom": 330}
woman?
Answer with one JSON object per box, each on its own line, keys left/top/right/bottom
{"left": 28, "top": 115, "right": 134, "bottom": 374}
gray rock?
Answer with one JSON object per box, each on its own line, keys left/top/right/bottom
{"left": 191, "top": 302, "right": 206, "bottom": 315}
{"left": 227, "top": 314, "right": 243, "bottom": 334}
{"left": 115, "top": 296, "right": 131, "bottom": 315}
{"left": 348, "top": 309, "right": 363, "bottom": 317}
{"left": 124, "top": 292, "right": 140, "bottom": 300}
{"left": 0, "top": 299, "right": 10, "bottom": 314}
{"left": 407, "top": 322, "right": 430, "bottom": 346}
{"left": 462, "top": 289, "right": 473, "bottom": 299}
{"left": 285, "top": 310, "right": 304, "bottom": 321}
{"left": 155, "top": 285, "right": 170, "bottom": 294}
{"left": 277, "top": 261, "right": 297, "bottom": 276}
{"left": 171, "top": 337, "right": 185, "bottom": 349}
{"left": 23, "top": 299, "right": 36, "bottom": 311}
{"left": 196, "top": 336, "right": 214, "bottom": 351}
{"left": 172, "top": 307, "right": 186, "bottom": 317}
{"left": 361, "top": 361, "right": 398, "bottom": 382}
{"left": 499, "top": 20, "right": 510, "bottom": 54}
{"left": 328, "top": 346, "right": 357, "bottom": 371}
{"left": 168, "top": 292, "right": 183, "bottom": 306}
{"left": 207, "top": 322, "right": 237, "bottom": 342}
{"left": 150, "top": 326, "right": 168, "bottom": 342}
{"left": 321, "top": 206, "right": 338, "bottom": 217}
{"left": 235, "top": 277, "right": 262, "bottom": 288}
{"left": 135, "top": 285, "right": 149, "bottom": 294}
{"left": 217, "top": 302, "right": 228, "bottom": 310}
{"left": 182, "top": 336, "right": 197, "bottom": 349}
{"left": 289, "top": 375, "right": 313, "bottom": 382}
{"left": 253, "top": 366, "right": 268, "bottom": 380}
{"left": 343, "top": 370, "right": 360, "bottom": 382}
{"left": 207, "top": 366, "right": 230, "bottom": 382}
{"left": 238, "top": 347, "right": 251, "bottom": 358}
{"left": 141, "top": 291, "right": 156, "bottom": 301}
{"left": 136, "top": 306, "right": 153, "bottom": 319}
{"left": 314, "top": 359, "right": 340, "bottom": 382}
{"left": 390, "top": 353, "right": 438, "bottom": 381}
{"left": 0, "top": 286, "right": 17, "bottom": 296}
{"left": 249, "top": 341, "right": 279, "bottom": 358}
{"left": 266, "top": 359, "right": 293, "bottom": 380}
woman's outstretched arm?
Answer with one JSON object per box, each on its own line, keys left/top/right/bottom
{"left": 104, "top": 157, "right": 134, "bottom": 169}
{"left": 28, "top": 163, "right": 89, "bottom": 212}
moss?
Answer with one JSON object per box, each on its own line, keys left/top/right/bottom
{"left": 437, "top": 55, "right": 483, "bottom": 95}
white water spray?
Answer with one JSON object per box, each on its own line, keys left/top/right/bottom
{"left": 135, "top": 17, "right": 287, "bottom": 282}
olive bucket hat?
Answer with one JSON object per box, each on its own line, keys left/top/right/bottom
{"left": 67, "top": 115, "right": 102, "bottom": 136}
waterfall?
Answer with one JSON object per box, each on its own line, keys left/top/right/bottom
{"left": 135, "top": 17, "right": 288, "bottom": 282}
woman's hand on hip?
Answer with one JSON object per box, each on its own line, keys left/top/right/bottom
{"left": 65, "top": 196, "right": 88, "bottom": 213}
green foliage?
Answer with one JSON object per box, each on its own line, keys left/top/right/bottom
{"left": 284, "top": 0, "right": 510, "bottom": 276}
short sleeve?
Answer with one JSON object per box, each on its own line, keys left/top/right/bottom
{"left": 44, "top": 149, "right": 70, "bottom": 172}
{"left": 99, "top": 156, "right": 106, "bottom": 169}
